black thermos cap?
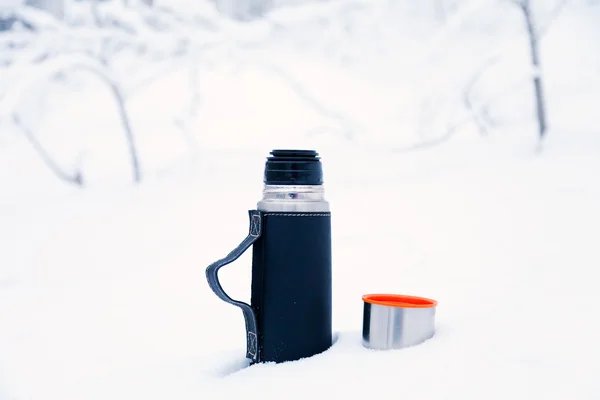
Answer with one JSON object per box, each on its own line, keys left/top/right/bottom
{"left": 264, "top": 149, "right": 323, "bottom": 185}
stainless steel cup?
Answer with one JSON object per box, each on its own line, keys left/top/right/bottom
{"left": 362, "top": 294, "right": 438, "bottom": 350}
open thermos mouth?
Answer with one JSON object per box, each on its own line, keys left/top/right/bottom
{"left": 264, "top": 149, "right": 324, "bottom": 186}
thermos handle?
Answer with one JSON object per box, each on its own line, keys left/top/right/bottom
{"left": 205, "top": 209, "right": 263, "bottom": 363}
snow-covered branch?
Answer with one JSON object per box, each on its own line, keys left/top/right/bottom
{"left": 254, "top": 60, "right": 364, "bottom": 140}
{"left": 536, "top": 0, "right": 570, "bottom": 37}
{"left": 12, "top": 112, "right": 84, "bottom": 186}
{"left": 463, "top": 55, "right": 502, "bottom": 135}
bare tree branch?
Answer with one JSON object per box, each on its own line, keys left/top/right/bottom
{"left": 463, "top": 55, "right": 502, "bottom": 135}
{"left": 12, "top": 113, "right": 84, "bottom": 186}
{"left": 518, "top": 0, "right": 548, "bottom": 139}
{"left": 393, "top": 63, "right": 528, "bottom": 153}
{"left": 52, "top": 60, "right": 141, "bottom": 183}
{"left": 90, "top": 0, "right": 103, "bottom": 27}
{"left": 104, "top": 75, "right": 141, "bottom": 182}
{"left": 391, "top": 115, "right": 477, "bottom": 153}
{"left": 254, "top": 60, "right": 363, "bottom": 140}
{"left": 537, "top": 0, "right": 570, "bottom": 37}
{"left": 391, "top": 107, "right": 484, "bottom": 153}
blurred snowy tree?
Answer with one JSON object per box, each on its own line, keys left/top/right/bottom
{"left": 24, "top": 0, "right": 64, "bottom": 19}
{"left": 434, "top": 0, "right": 460, "bottom": 22}
{"left": 510, "top": 0, "right": 569, "bottom": 143}
{"left": 0, "top": 1, "right": 215, "bottom": 184}
{"left": 210, "top": 0, "right": 273, "bottom": 21}
{"left": 394, "top": 0, "right": 572, "bottom": 151}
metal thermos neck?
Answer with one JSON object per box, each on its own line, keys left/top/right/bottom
{"left": 257, "top": 185, "right": 330, "bottom": 212}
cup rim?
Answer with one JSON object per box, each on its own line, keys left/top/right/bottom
{"left": 362, "top": 293, "right": 438, "bottom": 308}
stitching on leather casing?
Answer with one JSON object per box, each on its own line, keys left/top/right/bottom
{"left": 263, "top": 213, "right": 330, "bottom": 217}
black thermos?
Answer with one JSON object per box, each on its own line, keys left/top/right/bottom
{"left": 206, "top": 149, "right": 332, "bottom": 364}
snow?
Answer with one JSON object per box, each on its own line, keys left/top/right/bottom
{"left": 0, "top": 0, "right": 22, "bottom": 9}
{"left": 1, "top": 0, "right": 600, "bottom": 399}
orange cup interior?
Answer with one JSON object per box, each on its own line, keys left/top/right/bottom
{"left": 362, "top": 293, "right": 438, "bottom": 308}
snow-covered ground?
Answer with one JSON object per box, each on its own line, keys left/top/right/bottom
{"left": 1, "top": 1, "right": 599, "bottom": 399}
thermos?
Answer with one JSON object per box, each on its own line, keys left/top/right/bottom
{"left": 206, "top": 149, "right": 332, "bottom": 364}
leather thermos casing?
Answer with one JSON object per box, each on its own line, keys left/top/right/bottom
{"left": 251, "top": 212, "right": 332, "bottom": 363}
